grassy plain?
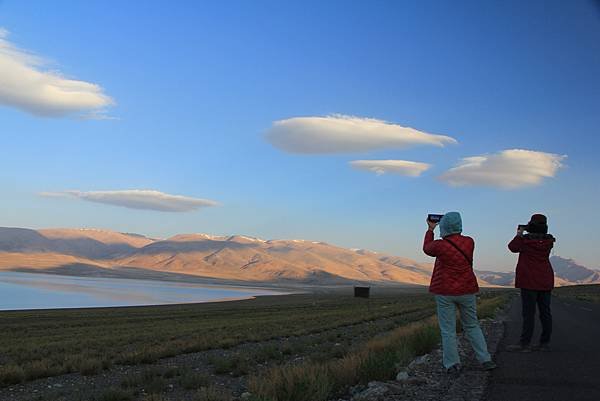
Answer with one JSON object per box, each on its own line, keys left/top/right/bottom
{"left": 0, "top": 287, "right": 510, "bottom": 401}
{"left": 248, "top": 291, "right": 508, "bottom": 401}
{"left": 0, "top": 288, "right": 432, "bottom": 384}
{"left": 553, "top": 284, "right": 600, "bottom": 303}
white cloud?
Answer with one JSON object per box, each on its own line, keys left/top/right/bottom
{"left": 350, "top": 160, "right": 431, "bottom": 176}
{"left": 0, "top": 28, "right": 114, "bottom": 117}
{"left": 265, "top": 114, "right": 457, "bottom": 154}
{"left": 41, "top": 190, "right": 219, "bottom": 212}
{"left": 439, "top": 149, "right": 566, "bottom": 189}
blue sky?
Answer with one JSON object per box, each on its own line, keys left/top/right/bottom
{"left": 1, "top": 0, "right": 599, "bottom": 271}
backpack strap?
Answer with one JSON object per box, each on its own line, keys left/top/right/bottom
{"left": 443, "top": 237, "right": 473, "bottom": 267}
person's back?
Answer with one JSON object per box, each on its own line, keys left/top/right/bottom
{"left": 507, "top": 213, "right": 555, "bottom": 352}
{"left": 508, "top": 220, "right": 555, "bottom": 291}
{"left": 423, "top": 212, "right": 495, "bottom": 372}
{"left": 425, "top": 232, "right": 478, "bottom": 296}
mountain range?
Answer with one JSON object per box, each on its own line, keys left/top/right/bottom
{"left": 478, "top": 256, "right": 600, "bottom": 287}
{"left": 0, "top": 227, "right": 597, "bottom": 288}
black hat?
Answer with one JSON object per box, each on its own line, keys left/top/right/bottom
{"left": 529, "top": 214, "right": 547, "bottom": 225}
{"left": 528, "top": 214, "right": 548, "bottom": 234}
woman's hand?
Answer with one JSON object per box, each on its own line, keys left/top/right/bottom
{"left": 427, "top": 219, "right": 438, "bottom": 231}
{"left": 517, "top": 226, "right": 525, "bottom": 236}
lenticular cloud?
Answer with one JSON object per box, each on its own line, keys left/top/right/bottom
{"left": 350, "top": 160, "right": 431, "bottom": 176}
{"left": 439, "top": 149, "right": 565, "bottom": 189}
{"left": 0, "top": 28, "right": 114, "bottom": 117}
{"left": 41, "top": 190, "right": 219, "bottom": 212}
{"left": 265, "top": 114, "right": 457, "bottom": 154}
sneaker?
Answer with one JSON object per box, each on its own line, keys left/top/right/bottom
{"left": 445, "top": 364, "right": 462, "bottom": 375}
{"left": 482, "top": 360, "right": 497, "bottom": 371}
{"left": 532, "top": 343, "right": 551, "bottom": 352}
{"left": 506, "top": 344, "right": 532, "bottom": 353}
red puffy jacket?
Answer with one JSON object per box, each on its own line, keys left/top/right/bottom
{"left": 423, "top": 230, "right": 479, "bottom": 295}
{"left": 508, "top": 234, "right": 555, "bottom": 291}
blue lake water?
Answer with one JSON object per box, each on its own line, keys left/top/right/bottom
{"left": 0, "top": 272, "right": 285, "bottom": 310}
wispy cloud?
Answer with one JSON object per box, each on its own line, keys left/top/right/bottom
{"left": 0, "top": 28, "right": 114, "bottom": 118}
{"left": 265, "top": 114, "right": 457, "bottom": 154}
{"left": 41, "top": 190, "right": 219, "bottom": 212}
{"left": 350, "top": 160, "right": 431, "bottom": 176}
{"left": 439, "top": 149, "right": 566, "bottom": 189}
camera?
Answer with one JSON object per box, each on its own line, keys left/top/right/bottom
{"left": 428, "top": 214, "right": 444, "bottom": 223}
{"left": 518, "top": 224, "right": 528, "bottom": 231}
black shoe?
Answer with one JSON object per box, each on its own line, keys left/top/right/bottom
{"left": 482, "top": 360, "right": 497, "bottom": 370}
{"left": 506, "top": 344, "right": 532, "bottom": 353}
{"left": 532, "top": 343, "right": 551, "bottom": 352}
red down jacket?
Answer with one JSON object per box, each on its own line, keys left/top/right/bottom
{"left": 423, "top": 230, "right": 479, "bottom": 296}
{"left": 508, "top": 234, "right": 555, "bottom": 291}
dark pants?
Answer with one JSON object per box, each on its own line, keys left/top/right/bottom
{"left": 520, "top": 288, "right": 552, "bottom": 345}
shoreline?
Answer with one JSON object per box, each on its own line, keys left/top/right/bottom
{"left": 0, "top": 270, "right": 300, "bottom": 312}
{"left": 0, "top": 269, "right": 433, "bottom": 313}
{"left": 0, "top": 294, "right": 275, "bottom": 313}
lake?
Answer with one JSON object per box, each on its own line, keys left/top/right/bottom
{"left": 0, "top": 271, "right": 285, "bottom": 310}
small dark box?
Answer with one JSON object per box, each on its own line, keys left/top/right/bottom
{"left": 354, "top": 286, "right": 370, "bottom": 298}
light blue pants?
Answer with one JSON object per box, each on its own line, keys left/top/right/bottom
{"left": 435, "top": 294, "right": 491, "bottom": 369}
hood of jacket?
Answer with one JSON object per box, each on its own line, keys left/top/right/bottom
{"left": 439, "top": 212, "right": 462, "bottom": 238}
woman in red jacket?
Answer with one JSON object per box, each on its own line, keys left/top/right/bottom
{"left": 424, "top": 212, "right": 496, "bottom": 373}
{"left": 507, "top": 214, "right": 555, "bottom": 352}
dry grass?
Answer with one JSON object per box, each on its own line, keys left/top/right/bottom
{"left": 0, "top": 290, "right": 436, "bottom": 386}
{"left": 248, "top": 318, "right": 439, "bottom": 401}
{"left": 177, "top": 370, "right": 211, "bottom": 390}
{"left": 194, "top": 386, "right": 233, "bottom": 401}
{"left": 120, "top": 367, "right": 168, "bottom": 395}
{"left": 554, "top": 284, "right": 600, "bottom": 303}
{"left": 0, "top": 288, "right": 509, "bottom": 401}
{"left": 248, "top": 294, "right": 507, "bottom": 401}
{"left": 95, "top": 388, "right": 135, "bottom": 401}
{"left": 0, "top": 365, "right": 25, "bottom": 386}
